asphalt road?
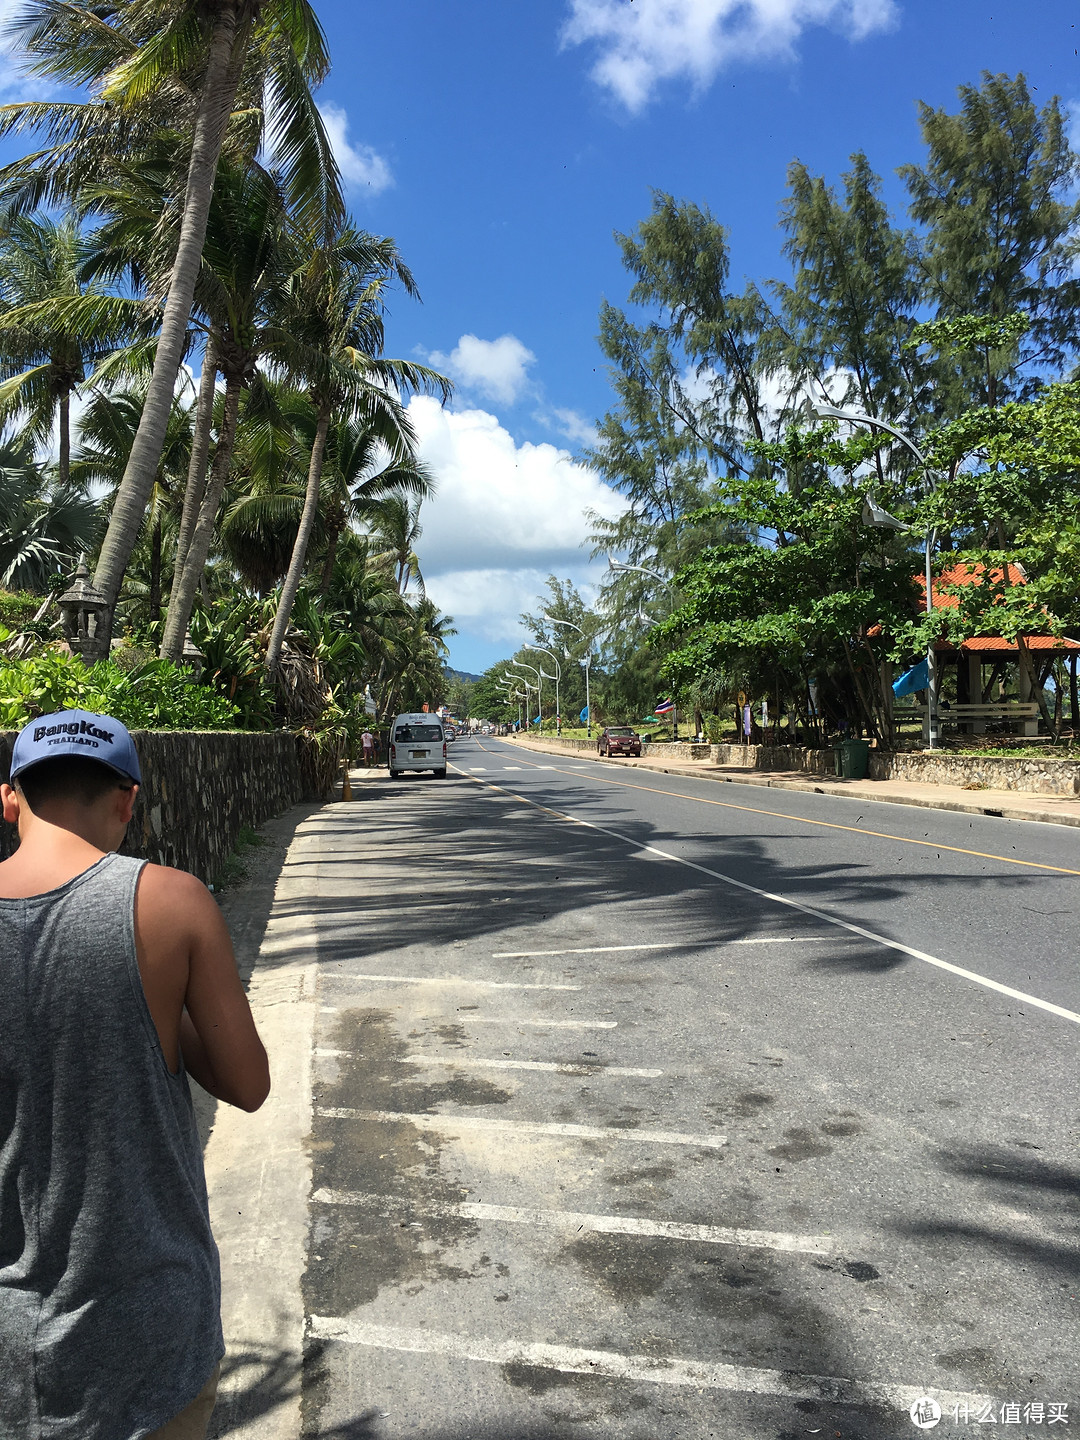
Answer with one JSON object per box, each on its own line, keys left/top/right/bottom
{"left": 296, "top": 733, "right": 1080, "bottom": 1440}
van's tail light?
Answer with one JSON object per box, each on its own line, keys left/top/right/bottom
{"left": 443, "top": 743, "right": 447, "bottom": 757}
{"left": 390, "top": 744, "right": 396, "bottom": 759}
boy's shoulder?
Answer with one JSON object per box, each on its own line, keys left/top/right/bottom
{"left": 137, "top": 862, "right": 217, "bottom": 919}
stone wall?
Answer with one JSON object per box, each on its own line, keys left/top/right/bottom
{"left": 512, "top": 734, "right": 1080, "bottom": 795}
{"left": 869, "top": 749, "right": 1080, "bottom": 796}
{"left": 0, "top": 729, "right": 320, "bottom": 880}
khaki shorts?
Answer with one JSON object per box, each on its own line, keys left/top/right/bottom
{"left": 146, "top": 1366, "right": 220, "bottom": 1440}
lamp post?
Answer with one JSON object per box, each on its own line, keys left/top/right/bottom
{"left": 814, "top": 403, "right": 940, "bottom": 750}
{"left": 608, "top": 557, "right": 668, "bottom": 584}
{"left": 523, "top": 643, "right": 562, "bottom": 735}
{"left": 500, "top": 672, "right": 527, "bottom": 730}
{"left": 510, "top": 659, "right": 542, "bottom": 729}
{"left": 606, "top": 559, "right": 682, "bottom": 741}
{"left": 544, "top": 614, "right": 593, "bottom": 737}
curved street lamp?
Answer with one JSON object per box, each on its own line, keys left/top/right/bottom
{"left": 510, "top": 658, "right": 542, "bottom": 728}
{"left": 522, "top": 643, "right": 562, "bottom": 735}
{"left": 544, "top": 614, "right": 593, "bottom": 737}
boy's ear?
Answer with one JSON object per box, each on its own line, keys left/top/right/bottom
{"left": 117, "top": 784, "right": 138, "bottom": 825}
{"left": 1, "top": 783, "right": 20, "bottom": 826}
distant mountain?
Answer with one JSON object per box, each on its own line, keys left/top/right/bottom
{"left": 444, "top": 666, "right": 482, "bottom": 683}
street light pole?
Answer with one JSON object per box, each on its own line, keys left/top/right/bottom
{"left": 501, "top": 672, "right": 528, "bottom": 731}
{"left": 814, "top": 403, "right": 940, "bottom": 750}
{"left": 543, "top": 614, "right": 593, "bottom": 738}
{"left": 510, "top": 659, "right": 542, "bottom": 729}
{"left": 523, "top": 644, "right": 562, "bottom": 735}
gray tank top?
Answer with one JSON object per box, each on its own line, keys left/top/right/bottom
{"left": 0, "top": 853, "right": 223, "bottom": 1440}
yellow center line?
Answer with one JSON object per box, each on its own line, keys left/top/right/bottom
{"left": 472, "top": 742, "right": 1080, "bottom": 878}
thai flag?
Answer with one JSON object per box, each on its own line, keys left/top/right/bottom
{"left": 654, "top": 699, "right": 675, "bottom": 716}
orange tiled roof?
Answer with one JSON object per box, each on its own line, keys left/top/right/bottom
{"left": 955, "top": 635, "right": 1080, "bottom": 653}
{"left": 916, "top": 561, "right": 1027, "bottom": 609}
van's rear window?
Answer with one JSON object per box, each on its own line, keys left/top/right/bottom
{"left": 395, "top": 725, "right": 442, "bottom": 742}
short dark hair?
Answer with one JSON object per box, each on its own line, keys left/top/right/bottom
{"left": 14, "top": 756, "right": 134, "bottom": 809}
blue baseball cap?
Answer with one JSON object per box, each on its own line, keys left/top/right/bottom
{"left": 10, "top": 709, "right": 141, "bottom": 785}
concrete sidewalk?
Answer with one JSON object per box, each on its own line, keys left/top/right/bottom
{"left": 507, "top": 735, "right": 1080, "bottom": 829}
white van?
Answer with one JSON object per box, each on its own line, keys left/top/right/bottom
{"left": 389, "top": 713, "right": 447, "bottom": 779}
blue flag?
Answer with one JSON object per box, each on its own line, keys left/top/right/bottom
{"left": 579, "top": 706, "right": 589, "bottom": 722}
{"left": 893, "top": 658, "right": 930, "bottom": 698}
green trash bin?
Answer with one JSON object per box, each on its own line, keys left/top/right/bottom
{"left": 835, "top": 738, "right": 870, "bottom": 780}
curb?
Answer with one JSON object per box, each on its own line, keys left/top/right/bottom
{"left": 506, "top": 739, "right": 1080, "bottom": 831}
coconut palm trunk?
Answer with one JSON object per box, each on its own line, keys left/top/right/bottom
{"left": 160, "top": 372, "right": 243, "bottom": 659}
{"left": 266, "top": 406, "right": 331, "bottom": 672}
{"left": 58, "top": 390, "right": 70, "bottom": 488}
{"left": 170, "top": 329, "right": 220, "bottom": 586}
{"left": 149, "top": 516, "right": 162, "bottom": 625}
{"left": 92, "top": 2, "right": 244, "bottom": 626}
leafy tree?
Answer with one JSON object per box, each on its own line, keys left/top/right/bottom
{"left": 901, "top": 71, "right": 1080, "bottom": 404}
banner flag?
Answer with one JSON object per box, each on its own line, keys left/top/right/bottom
{"left": 892, "top": 659, "right": 930, "bottom": 698}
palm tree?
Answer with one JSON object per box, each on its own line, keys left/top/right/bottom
{"left": 366, "top": 493, "right": 427, "bottom": 596}
{"left": 0, "top": 0, "right": 341, "bottom": 624}
{"left": 72, "top": 385, "right": 193, "bottom": 624}
{"left": 0, "top": 438, "right": 101, "bottom": 591}
{"left": 0, "top": 213, "right": 124, "bottom": 487}
{"left": 159, "top": 159, "right": 289, "bottom": 659}
{"left": 318, "top": 419, "right": 434, "bottom": 594}
{"left": 260, "top": 223, "right": 451, "bottom": 673}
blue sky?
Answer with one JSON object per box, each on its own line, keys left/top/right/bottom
{"left": 3, "top": 0, "right": 1076, "bottom": 674}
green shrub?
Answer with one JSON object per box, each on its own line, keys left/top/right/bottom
{"left": 0, "top": 650, "right": 241, "bottom": 730}
{"left": 0, "top": 590, "right": 43, "bottom": 631}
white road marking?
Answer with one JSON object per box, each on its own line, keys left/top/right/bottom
{"left": 464, "top": 1018, "right": 618, "bottom": 1029}
{"left": 493, "top": 943, "right": 680, "bottom": 957}
{"left": 400, "top": 1054, "right": 662, "bottom": 1078}
{"left": 502, "top": 766, "right": 524, "bottom": 770}
{"left": 317, "top": 1109, "right": 726, "bottom": 1147}
{"left": 729, "top": 936, "right": 857, "bottom": 945}
{"left": 306, "top": 1319, "right": 993, "bottom": 1413}
{"left": 311, "top": 1190, "right": 832, "bottom": 1254}
{"left": 478, "top": 785, "right": 1080, "bottom": 1029}
{"left": 326, "top": 973, "right": 580, "bottom": 992}
{"left": 468, "top": 766, "right": 488, "bottom": 772}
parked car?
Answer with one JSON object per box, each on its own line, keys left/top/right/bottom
{"left": 598, "top": 726, "right": 642, "bottom": 758}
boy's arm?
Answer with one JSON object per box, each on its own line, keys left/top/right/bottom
{"left": 140, "top": 865, "right": 271, "bottom": 1111}
{"left": 181, "top": 876, "right": 270, "bottom": 1111}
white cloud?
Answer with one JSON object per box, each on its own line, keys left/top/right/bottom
{"left": 562, "top": 0, "right": 898, "bottom": 111}
{"left": 424, "top": 568, "right": 560, "bottom": 646}
{"left": 408, "top": 396, "right": 624, "bottom": 645}
{"left": 318, "top": 103, "right": 393, "bottom": 195}
{"left": 549, "top": 407, "right": 597, "bottom": 446}
{"left": 427, "top": 333, "right": 536, "bottom": 407}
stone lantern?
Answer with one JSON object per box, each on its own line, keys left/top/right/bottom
{"left": 57, "top": 560, "right": 112, "bottom": 665}
{"left": 180, "top": 629, "right": 205, "bottom": 681}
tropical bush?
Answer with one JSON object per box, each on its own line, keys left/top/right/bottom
{"left": 0, "top": 652, "right": 239, "bottom": 731}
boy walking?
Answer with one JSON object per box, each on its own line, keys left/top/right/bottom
{"left": 0, "top": 710, "right": 270, "bottom": 1440}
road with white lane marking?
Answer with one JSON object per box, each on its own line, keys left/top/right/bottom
{"left": 292, "top": 733, "right": 1079, "bottom": 1439}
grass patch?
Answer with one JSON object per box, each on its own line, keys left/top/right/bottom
{"left": 211, "top": 824, "right": 268, "bottom": 892}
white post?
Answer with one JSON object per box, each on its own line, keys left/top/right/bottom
{"left": 925, "top": 529, "right": 939, "bottom": 750}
